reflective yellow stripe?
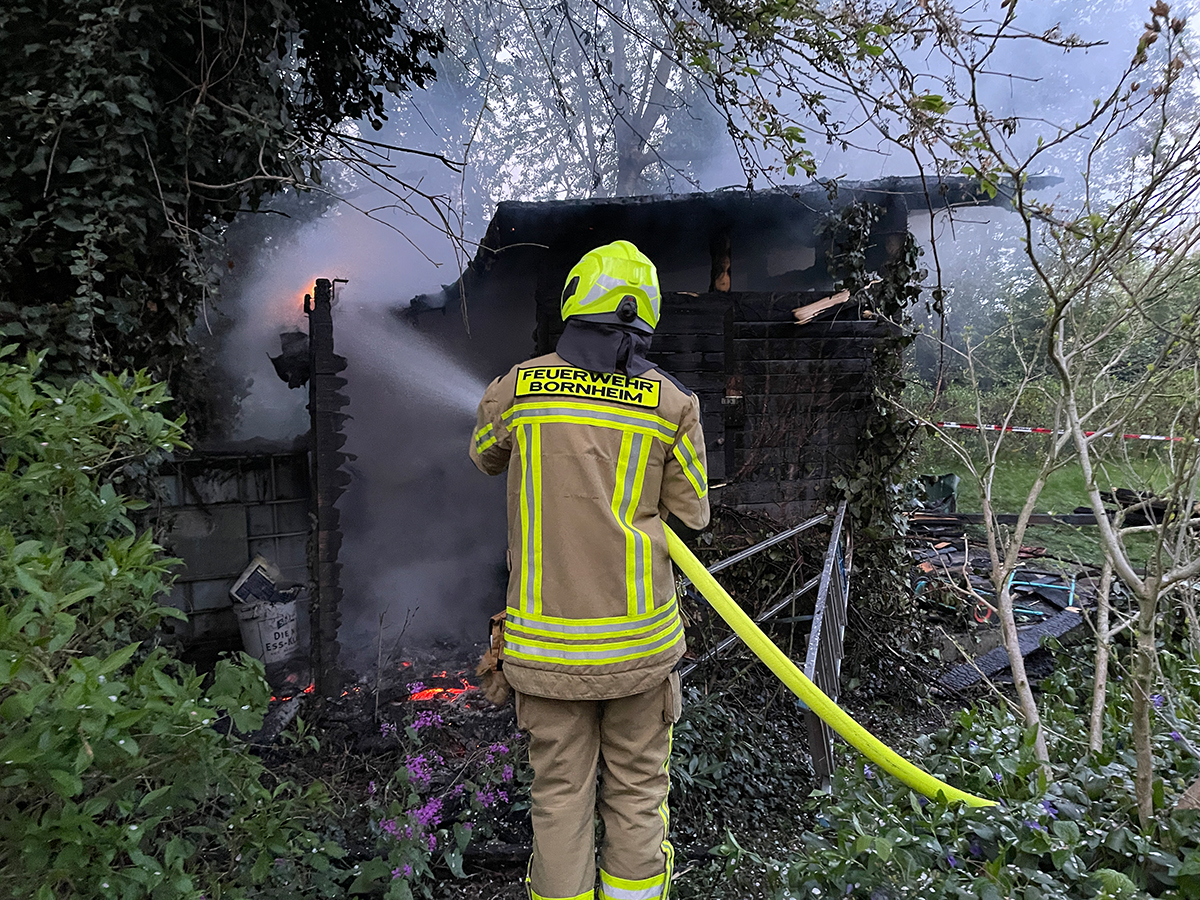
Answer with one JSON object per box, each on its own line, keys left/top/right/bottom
{"left": 473, "top": 422, "right": 496, "bottom": 452}
{"left": 598, "top": 869, "right": 667, "bottom": 900}
{"left": 503, "top": 618, "right": 683, "bottom": 665}
{"left": 507, "top": 598, "right": 678, "bottom": 637}
{"left": 659, "top": 724, "right": 674, "bottom": 900}
{"left": 531, "top": 890, "right": 594, "bottom": 900}
{"left": 504, "top": 613, "right": 680, "bottom": 652}
{"left": 673, "top": 433, "right": 707, "bottom": 500}
{"left": 504, "top": 612, "right": 679, "bottom": 649}
{"left": 630, "top": 434, "right": 653, "bottom": 614}
{"left": 503, "top": 400, "right": 677, "bottom": 443}
{"left": 530, "top": 424, "right": 543, "bottom": 613}
{"left": 612, "top": 432, "right": 652, "bottom": 616}
{"left": 515, "top": 424, "right": 543, "bottom": 615}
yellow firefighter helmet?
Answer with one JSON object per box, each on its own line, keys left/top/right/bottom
{"left": 560, "top": 240, "right": 661, "bottom": 333}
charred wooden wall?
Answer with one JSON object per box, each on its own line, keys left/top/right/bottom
{"left": 536, "top": 291, "right": 892, "bottom": 521}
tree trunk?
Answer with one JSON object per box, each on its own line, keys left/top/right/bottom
{"left": 1089, "top": 559, "right": 1114, "bottom": 754}
{"left": 996, "top": 581, "right": 1050, "bottom": 763}
{"left": 1181, "top": 588, "right": 1200, "bottom": 660}
{"left": 1132, "top": 587, "right": 1160, "bottom": 830}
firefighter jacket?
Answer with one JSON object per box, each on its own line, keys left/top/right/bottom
{"left": 470, "top": 351, "right": 710, "bottom": 701}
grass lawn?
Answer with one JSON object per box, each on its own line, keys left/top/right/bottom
{"left": 915, "top": 434, "right": 1176, "bottom": 566}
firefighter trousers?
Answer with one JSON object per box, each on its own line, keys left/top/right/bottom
{"left": 516, "top": 674, "right": 681, "bottom": 900}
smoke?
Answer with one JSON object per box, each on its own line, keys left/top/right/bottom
{"left": 209, "top": 145, "right": 513, "bottom": 665}
{"left": 207, "top": 0, "right": 1199, "bottom": 672}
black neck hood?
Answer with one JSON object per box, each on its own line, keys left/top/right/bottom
{"left": 555, "top": 320, "right": 655, "bottom": 377}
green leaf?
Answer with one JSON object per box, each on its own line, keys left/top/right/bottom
{"left": 99, "top": 642, "right": 140, "bottom": 676}
{"left": 444, "top": 846, "right": 465, "bottom": 878}
{"left": 874, "top": 836, "right": 893, "bottom": 862}
{"left": 1051, "top": 819, "right": 1079, "bottom": 843}
{"left": 348, "top": 857, "right": 393, "bottom": 894}
{"left": 49, "top": 768, "right": 83, "bottom": 798}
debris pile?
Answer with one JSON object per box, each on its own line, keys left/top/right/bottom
{"left": 907, "top": 534, "right": 1101, "bottom": 694}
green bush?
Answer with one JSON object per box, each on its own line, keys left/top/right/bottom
{"left": 713, "top": 655, "right": 1200, "bottom": 899}
{"left": 0, "top": 349, "right": 337, "bottom": 899}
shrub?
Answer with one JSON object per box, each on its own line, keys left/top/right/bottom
{"left": 0, "top": 349, "right": 336, "bottom": 899}
{"left": 713, "top": 655, "right": 1200, "bottom": 899}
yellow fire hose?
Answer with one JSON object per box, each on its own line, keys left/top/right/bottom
{"left": 664, "top": 524, "right": 995, "bottom": 808}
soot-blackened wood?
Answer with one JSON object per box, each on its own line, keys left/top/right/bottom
{"left": 307, "top": 278, "right": 352, "bottom": 698}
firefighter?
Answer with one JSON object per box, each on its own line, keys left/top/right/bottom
{"left": 469, "top": 240, "right": 710, "bottom": 900}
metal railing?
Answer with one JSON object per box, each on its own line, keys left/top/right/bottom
{"left": 803, "top": 500, "right": 850, "bottom": 788}
{"left": 678, "top": 500, "right": 851, "bottom": 788}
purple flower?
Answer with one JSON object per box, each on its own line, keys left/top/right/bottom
{"left": 1023, "top": 819, "right": 1046, "bottom": 832}
{"left": 476, "top": 788, "right": 496, "bottom": 808}
{"left": 412, "top": 797, "right": 443, "bottom": 829}
{"left": 918, "top": 796, "right": 928, "bottom": 808}
{"left": 947, "top": 854, "right": 958, "bottom": 868}
{"left": 502, "top": 764, "right": 514, "bottom": 782}
{"left": 451, "top": 783, "right": 466, "bottom": 797}
{"left": 427, "top": 833, "right": 437, "bottom": 851}
{"left": 1040, "top": 800, "right": 1057, "bottom": 818}
{"left": 968, "top": 739, "right": 978, "bottom": 749}
{"left": 863, "top": 764, "right": 874, "bottom": 780}
{"left": 483, "top": 741, "right": 511, "bottom": 764}
{"left": 380, "top": 818, "right": 401, "bottom": 839}
{"left": 498, "top": 790, "right": 509, "bottom": 803}
{"left": 1172, "top": 731, "right": 1183, "bottom": 742}
{"left": 406, "top": 754, "right": 433, "bottom": 787}
{"left": 463, "top": 822, "right": 473, "bottom": 832}
{"left": 368, "top": 780, "right": 376, "bottom": 796}
{"left": 392, "top": 864, "right": 412, "bottom": 879}
{"left": 413, "top": 710, "right": 444, "bottom": 730}
{"left": 993, "top": 772, "right": 1003, "bottom": 784}
{"left": 1152, "top": 694, "right": 1165, "bottom": 709}
{"left": 968, "top": 839, "right": 983, "bottom": 858}
{"left": 380, "top": 722, "right": 397, "bottom": 738}
{"left": 407, "top": 681, "right": 427, "bottom": 694}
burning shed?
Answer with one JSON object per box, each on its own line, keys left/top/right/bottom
{"left": 408, "top": 178, "right": 1020, "bottom": 519}
{"left": 157, "top": 178, "right": 1034, "bottom": 689}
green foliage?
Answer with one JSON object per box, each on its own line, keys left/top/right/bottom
{"left": 362, "top": 709, "right": 529, "bottom": 898}
{"left": 0, "top": 0, "right": 440, "bottom": 419}
{"left": 670, "top": 678, "right": 814, "bottom": 849}
{"left": 821, "top": 202, "right": 925, "bottom": 611}
{"left": 0, "top": 352, "right": 338, "bottom": 898}
{"left": 710, "top": 653, "right": 1200, "bottom": 900}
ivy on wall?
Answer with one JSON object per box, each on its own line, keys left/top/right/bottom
{"left": 820, "top": 201, "right": 924, "bottom": 611}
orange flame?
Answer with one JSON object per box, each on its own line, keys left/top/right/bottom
{"left": 409, "top": 678, "right": 473, "bottom": 702}
{"left": 271, "top": 682, "right": 316, "bottom": 703}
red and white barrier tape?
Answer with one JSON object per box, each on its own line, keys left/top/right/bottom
{"left": 934, "top": 421, "right": 1188, "bottom": 443}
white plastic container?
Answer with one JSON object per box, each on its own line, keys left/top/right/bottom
{"left": 234, "top": 595, "right": 299, "bottom": 664}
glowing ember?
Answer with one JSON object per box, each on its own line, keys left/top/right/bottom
{"left": 271, "top": 682, "right": 315, "bottom": 703}
{"left": 409, "top": 679, "right": 473, "bottom": 702}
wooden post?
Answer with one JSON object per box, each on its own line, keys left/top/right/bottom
{"left": 306, "top": 278, "right": 351, "bottom": 698}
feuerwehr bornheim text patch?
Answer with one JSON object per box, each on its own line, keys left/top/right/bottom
{"left": 515, "top": 366, "right": 661, "bottom": 409}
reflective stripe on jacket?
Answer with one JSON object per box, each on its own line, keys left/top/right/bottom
{"left": 470, "top": 352, "right": 710, "bottom": 700}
